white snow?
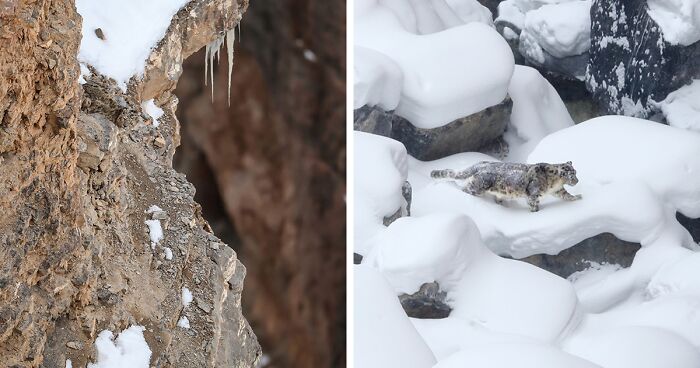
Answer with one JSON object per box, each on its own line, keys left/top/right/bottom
{"left": 177, "top": 316, "right": 190, "bottom": 329}
{"left": 658, "top": 79, "right": 700, "bottom": 132}
{"left": 434, "top": 343, "right": 602, "bottom": 368}
{"left": 647, "top": 0, "right": 700, "bottom": 46}
{"left": 76, "top": 0, "right": 190, "bottom": 91}
{"left": 87, "top": 326, "right": 151, "bottom": 368}
{"left": 163, "top": 247, "right": 173, "bottom": 260}
{"left": 520, "top": 1, "right": 591, "bottom": 59}
{"left": 181, "top": 287, "right": 193, "bottom": 308}
{"left": 354, "top": 47, "right": 403, "bottom": 110}
{"left": 355, "top": 0, "right": 514, "bottom": 128}
{"left": 354, "top": 265, "right": 437, "bottom": 368}
{"left": 354, "top": 132, "right": 409, "bottom": 255}
{"left": 503, "top": 65, "right": 574, "bottom": 161}
{"left": 66, "top": 359, "right": 72, "bottom": 368}
{"left": 144, "top": 219, "right": 163, "bottom": 246}
{"left": 141, "top": 100, "right": 164, "bottom": 128}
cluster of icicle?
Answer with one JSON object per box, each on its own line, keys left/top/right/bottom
{"left": 204, "top": 27, "right": 237, "bottom": 106}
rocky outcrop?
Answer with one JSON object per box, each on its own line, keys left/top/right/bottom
{"left": 0, "top": 0, "right": 260, "bottom": 367}
{"left": 174, "top": 1, "right": 346, "bottom": 367}
{"left": 399, "top": 282, "right": 451, "bottom": 319}
{"left": 355, "top": 100, "right": 511, "bottom": 161}
{"left": 520, "top": 233, "right": 640, "bottom": 278}
{"left": 586, "top": 0, "right": 700, "bottom": 117}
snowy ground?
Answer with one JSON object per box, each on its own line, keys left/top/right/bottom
{"left": 354, "top": 1, "right": 700, "bottom": 367}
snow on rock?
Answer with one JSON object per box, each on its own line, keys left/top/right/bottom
{"left": 177, "top": 316, "right": 191, "bottom": 329}
{"left": 647, "top": 0, "right": 700, "bottom": 46}
{"left": 354, "top": 265, "right": 437, "bottom": 368}
{"left": 163, "top": 247, "right": 173, "bottom": 260}
{"left": 367, "top": 213, "right": 579, "bottom": 342}
{"left": 412, "top": 116, "right": 700, "bottom": 258}
{"left": 66, "top": 359, "right": 72, "bottom": 368}
{"left": 563, "top": 324, "right": 700, "bottom": 368}
{"left": 141, "top": 99, "right": 164, "bottom": 128}
{"left": 658, "top": 79, "right": 700, "bottom": 132}
{"left": 434, "top": 342, "right": 602, "bottom": 368}
{"left": 87, "top": 326, "right": 151, "bottom": 368}
{"left": 144, "top": 219, "right": 163, "bottom": 246}
{"left": 520, "top": 1, "right": 591, "bottom": 59}
{"left": 76, "top": 0, "right": 190, "bottom": 91}
{"left": 181, "top": 287, "right": 193, "bottom": 308}
{"left": 354, "top": 132, "right": 408, "bottom": 255}
{"left": 354, "top": 47, "right": 403, "bottom": 110}
{"left": 503, "top": 65, "right": 574, "bottom": 161}
{"left": 355, "top": 0, "right": 514, "bottom": 129}
{"left": 365, "top": 213, "right": 486, "bottom": 294}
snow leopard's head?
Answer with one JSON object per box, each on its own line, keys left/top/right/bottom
{"left": 558, "top": 161, "right": 578, "bottom": 186}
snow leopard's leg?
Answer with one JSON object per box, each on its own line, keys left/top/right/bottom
{"left": 462, "top": 172, "right": 491, "bottom": 196}
{"left": 527, "top": 195, "right": 540, "bottom": 212}
{"left": 554, "top": 188, "right": 582, "bottom": 201}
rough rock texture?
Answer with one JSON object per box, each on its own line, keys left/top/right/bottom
{"left": 0, "top": 0, "right": 260, "bottom": 367}
{"left": 586, "top": 0, "right": 700, "bottom": 117}
{"left": 520, "top": 233, "right": 640, "bottom": 278}
{"left": 173, "top": 1, "right": 346, "bottom": 367}
{"left": 399, "top": 282, "right": 451, "bottom": 319}
{"left": 355, "top": 100, "right": 511, "bottom": 161}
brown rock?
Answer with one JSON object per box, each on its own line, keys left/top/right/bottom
{"left": 0, "top": 0, "right": 260, "bottom": 367}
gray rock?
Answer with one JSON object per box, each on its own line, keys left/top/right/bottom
{"left": 399, "top": 282, "right": 451, "bottom": 319}
{"left": 391, "top": 98, "right": 512, "bottom": 161}
{"left": 519, "top": 233, "right": 640, "bottom": 278}
{"left": 354, "top": 104, "right": 394, "bottom": 137}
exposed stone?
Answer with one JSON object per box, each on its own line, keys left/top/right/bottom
{"left": 399, "top": 282, "right": 451, "bottom": 319}
{"left": 391, "top": 98, "right": 512, "bottom": 161}
{"left": 520, "top": 233, "right": 640, "bottom": 278}
{"left": 353, "top": 104, "right": 393, "bottom": 137}
{"left": 586, "top": 0, "right": 700, "bottom": 117}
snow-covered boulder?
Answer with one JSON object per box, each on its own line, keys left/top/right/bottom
{"left": 586, "top": 0, "right": 700, "bottom": 117}
{"left": 354, "top": 132, "right": 409, "bottom": 255}
{"left": 411, "top": 116, "right": 700, "bottom": 257}
{"left": 518, "top": 0, "right": 591, "bottom": 79}
{"left": 354, "top": 266, "right": 437, "bottom": 368}
{"left": 354, "top": 0, "right": 517, "bottom": 160}
{"left": 658, "top": 79, "right": 700, "bottom": 132}
{"left": 366, "top": 213, "right": 580, "bottom": 342}
{"left": 434, "top": 342, "right": 601, "bottom": 368}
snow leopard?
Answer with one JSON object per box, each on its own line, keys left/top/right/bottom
{"left": 430, "top": 161, "right": 581, "bottom": 212}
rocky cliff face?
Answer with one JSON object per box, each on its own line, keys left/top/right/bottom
{"left": 174, "top": 1, "right": 347, "bottom": 367}
{"left": 0, "top": 0, "right": 260, "bottom": 367}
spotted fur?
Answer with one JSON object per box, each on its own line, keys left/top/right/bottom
{"left": 431, "top": 161, "right": 581, "bottom": 212}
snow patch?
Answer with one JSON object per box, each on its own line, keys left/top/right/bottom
{"left": 181, "top": 287, "right": 193, "bottom": 308}
{"left": 141, "top": 100, "right": 164, "bottom": 128}
{"left": 647, "top": 0, "right": 700, "bottom": 46}
{"left": 177, "top": 316, "right": 190, "bottom": 329}
{"left": 658, "top": 79, "right": 700, "bottom": 132}
{"left": 87, "top": 326, "right": 151, "bottom": 368}
{"left": 76, "top": 0, "right": 190, "bottom": 91}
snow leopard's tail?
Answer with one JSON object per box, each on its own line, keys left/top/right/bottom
{"left": 431, "top": 166, "right": 479, "bottom": 180}
{"left": 431, "top": 169, "right": 457, "bottom": 179}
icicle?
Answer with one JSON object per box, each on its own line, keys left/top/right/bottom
{"left": 202, "top": 29, "right": 235, "bottom": 105}
{"left": 226, "top": 28, "right": 235, "bottom": 106}
{"left": 204, "top": 44, "right": 209, "bottom": 86}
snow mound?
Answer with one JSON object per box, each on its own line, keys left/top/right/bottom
{"left": 356, "top": 0, "right": 514, "bottom": 128}
{"left": 504, "top": 65, "right": 574, "bottom": 161}
{"left": 412, "top": 116, "right": 700, "bottom": 258}
{"left": 76, "top": 0, "right": 190, "bottom": 91}
{"left": 354, "top": 132, "right": 408, "bottom": 254}
{"left": 434, "top": 343, "right": 602, "bottom": 368}
{"left": 87, "top": 326, "right": 151, "bottom": 368}
{"left": 354, "top": 265, "right": 436, "bottom": 368}
{"left": 658, "top": 79, "right": 700, "bottom": 132}
{"left": 141, "top": 99, "right": 164, "bottom": 128}
{"left": 354, "top": 47, "right": 403, "bottom": 110}
{"left": 367, "top": 213, "right": 579, "bottom": 342}
{"left": 520, "top": 1, "right": 591, "bottom": 59}
{"left": 647, "top": 0, "right": 700, "bottom": 46}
